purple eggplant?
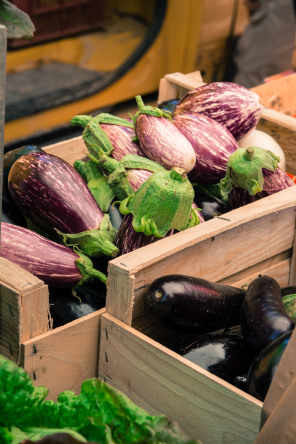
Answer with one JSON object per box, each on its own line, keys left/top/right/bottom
{"left": 0, "top": 222, "right": 107, "bottom": 287}
{"left": 172, "top": 82, "right": 263, "bottom": 141}
{"left": 227, "top": 167, "right": 295, "bottom": 210}
{"left": 114, "top": 213, "right": 175, "bottom": 255}
{"left": 194, "top": 193, "right": 229, "bottom": 221}
{"left": 240, "top": 275, "right": 294, "bottom": 351}
{"left": 173, "top": 113, "right": 239, "bottom": 184}
{"left": 146, "top": 274, "right": 246, "bottom": 334}
{"left": 8, "top": 151, "right": 118, "bottom": 258}
{"left": 133, "top": 96, "right": 196, "bottom": 173}
{"left": 170, "top": 332, "right": 257, "bottom": 386}
{"left": 2, "top": 194, "right": 27, "bottom": 226}
{"left": 100, "top": 122, "right": 144, "bottom": 159}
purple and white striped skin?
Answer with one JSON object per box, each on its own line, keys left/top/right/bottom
{"left": 1, "top": 222, "right": 85, "bottom": 287}
{"left": 172, "top": 82, "right": 263, "bottom": 142}
{"left": 8, "top": 152, "right": 104, "bottom": 234}
{"left": 100, "top": 123, "right": 154, "bottom": 190}
{"left": 100, "top": 124, "right": 145, "bottom": 160}
{"left": 228, "top": 168, "right": 296, "bottom": 210}
{"left": 135, "top": 114, "right": 196, "bottom": 173}
{"left": 173, "top": 113, "right": 239, "bottom": 184}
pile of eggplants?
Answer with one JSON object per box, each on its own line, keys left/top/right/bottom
{"left": 2, "top": 80, "right": 296, "bottom": 329}
{"left": 146, "top": 273, "right": 295, "bottom": 401}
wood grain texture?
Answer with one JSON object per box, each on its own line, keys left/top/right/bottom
{"left": 22, "top": 308, "right": 105, "bottom": 401}
{"left": 0, "top": 258, "right": 50, "bottom": 364}
{"left": 0, "top": 26, "right": 6, "bottom": 242}
{"left": 99, "top": 313, "right": 262, "bottom": 444}
{"left": 106, "top": 186, "right": 296, "bottom": 329}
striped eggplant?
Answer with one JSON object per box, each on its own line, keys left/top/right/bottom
{"left": 8, "top": 151, "right": 118, "bottom": 258}
{"left": 0, "top": 222, "right": 107, "bottom": 287}
{"left": 220, "top": 146, "right": 295, "bottom": 209}
{"left": 173, "top": 113, "right": 239, "bottom": 184}
{"left": 132, "top": 96, "right": 196, "bottom": 173}
{"left": 115, "top": 203, "right": 204, "bottom": 255}
{"left": 172, "top": 82, "right": 263, "bottom": 141}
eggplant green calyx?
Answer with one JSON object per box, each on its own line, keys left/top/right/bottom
{"left": 119, "top": 167, "right": 196, "bottom": 237}
{"left": 74, "top": 159, "right": 115, "bottom": 212}
{"left": 98, "top": 153, "right": 166, "bottom": 201}
{"left": 220, "top": 146, "right": 280, "bottom": 196}
{"left": 55, "top": 214, "right": 119, "bottom": 258}
{"left": 92, "top": 112, "right": 134, "bottom": 128}
{"left": 71, "top": 114, "right": 114, "bottom": 159}
{"left": 74, "top": 248, "right": 107, "bottom": 286}
{"left": 132, "top": 95, "right": 172, "bottom": 142}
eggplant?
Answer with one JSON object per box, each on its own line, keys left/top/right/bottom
{"left": 133, "top": 96, "right": 196, "bottom": 173}
{"left": 100, "top": 122, "right": 144, "bottom": 159}
{"left": 173, "top": 113, "right": 239, "bottom": 184}
{"left": 194, "top": 193, "right": 229, "bottom": 221}
{"left": 169, "top": 332, "right": 257, "bottom": 385}
{"left": 240, "top": 275, "right": 294, "bottom": 350}
{"left": 172, "top": 82, "right": 263, "bottom": 141}
{"left": 2, "top": 144, "right": 42, "bottom": 197}
{"left": 49, "top": 281, "right": 106, "bottom": 327}
{"left": 220, "top": 146, "right": 295, "bottom": 209}
{"left": 246, "top": 331, "right": 292, "bottom": 401}
{"left": 146, "top": 275, "right": 246, "bottom": 334}
{"left": 8, "top": 151, "right": 118, "bottom": 258}
{"left": 0, "top": 222, "right": 107, "bottom": 287}
{"left": 226, "top": 167, "right": 295, "bottom": 210}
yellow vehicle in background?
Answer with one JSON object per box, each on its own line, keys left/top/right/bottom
{"left": 4, "top": 0, "right": 248, "bottom": 148}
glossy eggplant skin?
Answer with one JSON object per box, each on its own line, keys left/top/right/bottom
{"left": 240, "top": 275, "right": 294, "bottom": 350}
{"left": 3, "top": 145, "right": 41, "bottom": 197}
{"left": 170, "top": 332, "right": 257, "bottom": 385}
{"left": 49, "top": 281, "right": 106, "bottom": 327}
{"left": 281, "top": 286, "right": 296, "bottom": 297}
{"left": 247, "top": 331, "right": 292, "bottom": 401}
{"left": 8, "top": 151, "right": 104, "bottom": 234}
{"left": 194, "top": 194, "right": 229, "bottom": 221}
{"left": 146, "top": 275, "right": 246, "bottom": 334}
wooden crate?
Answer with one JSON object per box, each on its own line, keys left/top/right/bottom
{"left": 97, "top": 72, "right": 296, "bottom": 442}
{"left": 0, "top": 136, "right": 105, "bottom": 401}
{"left": 99, "top": 186, "right": 296, "bottom": 443}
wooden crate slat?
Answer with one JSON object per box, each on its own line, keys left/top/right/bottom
{"left": 99, "top": 313, "right": 262, "bottom": 444}
{"left": 22, "top": 308, "right": 105, "bottom": 400}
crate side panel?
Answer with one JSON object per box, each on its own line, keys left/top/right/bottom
{"left": 99, "top": 313, "right": 262, "bottom": 444}
{"left": 0, "top": 285, "right": 21, "bottom": 362}
{"left": 22, "top": 308, "right": 104, "bottom": 400}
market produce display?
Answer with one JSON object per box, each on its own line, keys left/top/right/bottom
{"left": 1, "top": 80, "right": 295, "bottom": 334}
{"left": 146, "top": 273, "right": 296, "bottom": 401}
{"left": 0, "top": 354, "right": 199, "bottom": 444}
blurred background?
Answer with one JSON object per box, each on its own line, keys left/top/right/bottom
{"left": 3, "top": 0, "right": 296, "bottom": 151}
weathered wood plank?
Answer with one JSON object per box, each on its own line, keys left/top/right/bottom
{"left": 99, "top": 313, "right": 262, "bottom": 444}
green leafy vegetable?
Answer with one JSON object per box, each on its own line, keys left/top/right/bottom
{"left": 0, "top": 355, "right": 200, "bottom": 444}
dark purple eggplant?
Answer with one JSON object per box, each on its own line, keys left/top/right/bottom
{"left": 49, "top": 281, "right": 106, "bottom": 326}
{"left": 2, "top": 144, "right": 42, "bottom": 197}
{"left": 146, "top": 275, "right": 246, "bottom": 334}
{"left": 194, "top": 193, "right": 229, "bottom": 221}
{"left": 240, "top": 275, "right": 294, "bottom": 350}
{"left": 172, "top": 82, "right": 263, "bottom": 141}
{"left": 169, "top": 332, "right": 257, "bottom": 385}
{"left": 173, "top": 113, "right": 239, "bottom": 184}
{"left": 2, "top": 194, "right": 27, "bottom": 226}
{"left": 133, "top": 96, "right": 196, "bottom": 173}
{"left": 281, "top": 286, "right": 296, "bottom": 297}
{"left": 0, "top": 222, "right": 107, "bottom": 287}
{"left": 246, "top": 331, "right": 292, "bottom": 401}
{"left": 8, "top": 151, "right": 118, "bottom": 258}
